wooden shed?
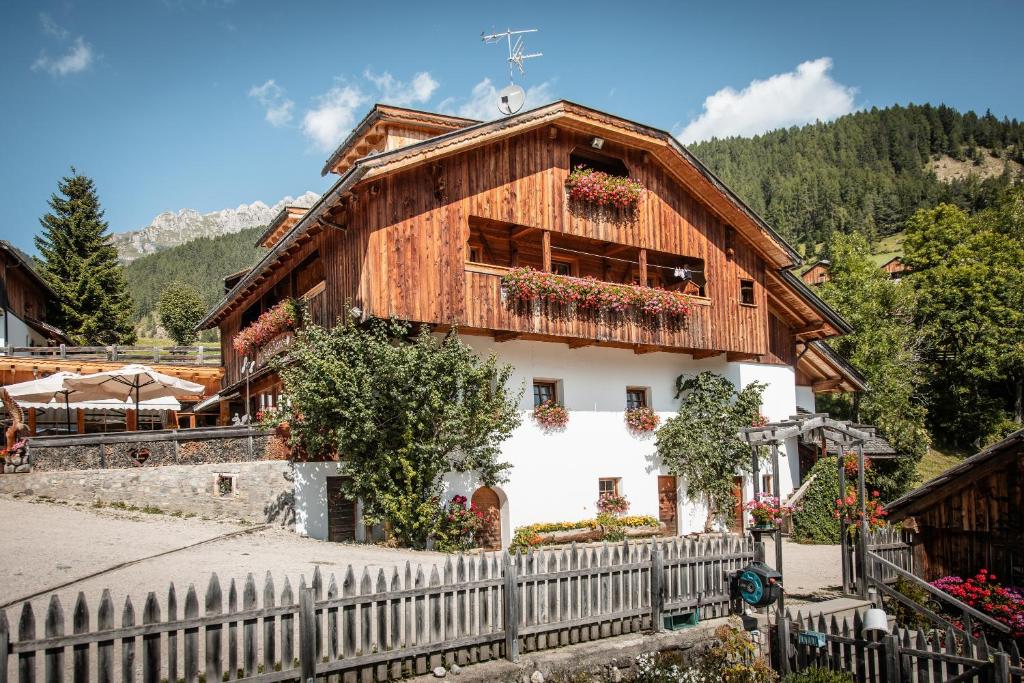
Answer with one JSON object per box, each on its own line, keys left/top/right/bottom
{"left": 886, "top": 429, "right": 1024, "bottom": 582}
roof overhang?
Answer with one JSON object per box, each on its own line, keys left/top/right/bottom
{"left": 0, "top": 241, "right": 59, "bottom": 300}
{"left": 797, "top": 340, "right": 867, "bottom": 393}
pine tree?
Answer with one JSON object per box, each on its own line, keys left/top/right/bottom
{"left": 35, "top": 168, "right": 136, "bottom": 345}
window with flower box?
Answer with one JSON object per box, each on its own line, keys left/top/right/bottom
{"left": 533, "top": 380, "right": 558, "bottom": 408}
{"left": 599, "top": 477, "right": 621, "bottom": 497}
{"left": 626, "top": 387, "right": 649, "bottom": 410}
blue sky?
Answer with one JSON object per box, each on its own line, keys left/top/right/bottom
{"left": 2, "top": 0, "right": 1022, "bottom": 253}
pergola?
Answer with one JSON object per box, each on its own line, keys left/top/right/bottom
{"left": 739, "top": 412, "right": 879, "bottom": 606}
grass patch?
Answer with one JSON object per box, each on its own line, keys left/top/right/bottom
{"left": 916, "top": 446, "right": 967, "bottom": 484}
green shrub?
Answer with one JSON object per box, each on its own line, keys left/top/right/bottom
{"left": 792, "top": 458, "right": 842, "bottom": 544}
{"left": 782, "top": 667, "right": 853, "bottom": 683}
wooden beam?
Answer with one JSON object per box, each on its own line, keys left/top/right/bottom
{"left": 510, "top": 226, "right": 539, "bottom": 241}
{"left": 542, "top": 231, "right": 552, "bottom": 272}
{"left": 812, "top": 377, "right": 844, "bottom": 392}
{"left": 603, "top": 244, "right": 634, "bottom": 258}
{"left": 567, "top": 339, "right": 596, "bottom": 349}
{"left": 633, "top": 345, "right": 659, "bottom": 355}
{"left": 494, "top": 331, "right": 520, "bottom": 343}
{"left": 726, "top": 352, "right": 760, "bottom": 362}
{"left": 690, "top": 350, "right": 722, "bottom": 360}
{"left": 317, "top": 217, "right": 347, "bottom": 232}
{"left": 638, "top": 248, "right": 648, "bottom": 287}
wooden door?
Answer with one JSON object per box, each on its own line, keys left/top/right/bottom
{"left": 471, "top": 486, "right": 502, "bottom": 550}
{"left": 658, "top": 476, "right": 678, "bottom": 536}
{"left": 326, "top": 477, "right": 357, "bottom": 542}
{"left": 729, "top": 477, "right": 745, "bottom": 532}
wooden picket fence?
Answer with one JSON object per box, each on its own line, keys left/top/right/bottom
{"left": 783, "top": 608, "right": 1024, "bottom": 683}
{"left": 0, "top": 535, "right": 756, "bottom": 683}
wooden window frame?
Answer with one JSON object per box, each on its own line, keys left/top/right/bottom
{"left": 626, "top": 387, "right": 649, "bottom": 410}
{"left": 532, "top": 379, "right": 559, "bottom": 408}
{"left": 550, "top": 256, "right": 578, "bottom": 277}
{"left": 599, "top": 477, "right": 621, "bottom": 497}
{"left": 739, "top": 279, "right": 756, "bottom": 306}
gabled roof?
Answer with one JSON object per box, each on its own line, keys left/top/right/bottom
{"left": 0, "top": 241, "right": 59, "bottom": 300}
{"left": 797, "top": 340, "right": 868, "bottom": 393}
{"left": 887, "top": 429, "right": 1024, "bottom": 520}
{"left": 200, "top": 100, "right": 837, "bottom": 330}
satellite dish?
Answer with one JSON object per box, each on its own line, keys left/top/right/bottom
{"left": 497, "top": 84, "right": 525, "bottom": 116}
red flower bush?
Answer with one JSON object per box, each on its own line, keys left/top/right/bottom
{"left": 502, "top": 267, "right": 692, "bottom": 319}
{"left": 433, "top": 495, "right": 494, "bottom": 552}
{"left": 842, "top": 452, "right": 873, "bottom": 478}
{"left": 625, "top": 406, "right": 660, "bottom": 433}
{"left": 533, "top": 400, "right": 569, "bottom": 430}
{"left": 832, "top": 487, "right": 887, "bottom": 534}
{"left": 233, "top": 299, "right": 302, "bottom": 358}
{"left": 932, "top": 570, "right": 1024, "bottom": 639}
{"left": 565, "top": 166, "right": 644, "bottom": 212}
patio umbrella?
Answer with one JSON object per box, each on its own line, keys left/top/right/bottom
{"left": 65, "top": 365, "right": 205, "bottom": 415}
{"left": 4, "top": 371, "right": 83, "bottom": 432}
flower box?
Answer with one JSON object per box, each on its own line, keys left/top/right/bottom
{"left": 565, "top": 166, "right": 644, "bottom": 214}
{"left": 625, "top": 406, "right": 660, "bottom": 433}
{"left": 233, "top": 299, "right": 302, "bottom": 359}
{"left": 501, "top": 267, "right": 692, "bottom": 319}
{"left": 533, "top": 400, "right": 569, "bottom": 430}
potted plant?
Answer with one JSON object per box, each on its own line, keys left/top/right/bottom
{"left": 533, "top": 400, "right": 569, "bottom": 431}
{"left": 625, "top": 406, "right": 660, "bottom": 434}
{"left": 745, "top": 495, "right": 794, "bottom": 530}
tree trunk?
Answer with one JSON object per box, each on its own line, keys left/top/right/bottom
{"left": 703, "top": 496, "right": 716, "bottom": 533}
{"left": 1014, "top": 379, "right": 1023, "bottom": 424}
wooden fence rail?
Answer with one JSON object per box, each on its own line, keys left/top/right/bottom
{"left": 783, "top": 607, "right": 1023, "bottom": 683}
{"left": 0, "top": 345, "right": 221, "bottom": 367}
{"left": 0, "top": 536, "right": 755, "bottom": 683}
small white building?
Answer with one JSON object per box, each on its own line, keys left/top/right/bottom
{"left": 200, "top": 102, "right": 867, "bottom": 548}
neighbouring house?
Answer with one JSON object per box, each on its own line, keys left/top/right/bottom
{"left": 879, "top": 256, "right": 909, "bottom": 280}
{"left": 0, "top": 240, "right": 68, "bottom": 348}
{"left": 886, "top": 429, "right": 1024, "bottom": 583}
{"left": 198, "top": 102, "right": 864, "bottom": 547}
{"left": 800, "top": 255, "right": 910, "bottom": 286}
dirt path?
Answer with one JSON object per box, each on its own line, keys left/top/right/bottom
{"left": 0, "top": 496, "right": 448, "bottom": 614}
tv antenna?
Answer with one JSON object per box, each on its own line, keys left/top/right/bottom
{"left": 481, "top": 27, "right": 542, "bottom": 115}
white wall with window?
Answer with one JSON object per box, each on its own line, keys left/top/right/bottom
{"left": 442, "top": 337, "right": 801, "bottom": 546}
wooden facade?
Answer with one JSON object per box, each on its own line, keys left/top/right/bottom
{"left": 0, "top": 241, "right": 65, "bottom": 344}
{"left": 205, "top": 102, "right": 859, "bottom": 396}
{"left": 887, "top": 430, "right": 1024, "bottom": 582}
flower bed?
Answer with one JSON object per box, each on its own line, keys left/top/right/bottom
{"left": 511, "top": 514, "right": 660, "bottom": 550}
{"left": 565, "top": 166, "right": 644, "bottom": 212}
{"left": 501, "top": 267, "right": 692, "bottom": 318}
{"left": 932, "top": 570, "right": 1024, "bottom": 639}
{"left": 233, "top": 299, "right": 302, "bottom": 358}
{"left": 533, "top": 400, "right": 569, "bottom": 430}
{"left": 625, "top": 406, "right": 660, "bottom": 433}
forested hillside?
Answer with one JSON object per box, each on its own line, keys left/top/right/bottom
{"left": 124, "top": 225, "right": 265, "bottom": 323}
{"left": 690, "top": 104, "right": 1023, "bottom": 248}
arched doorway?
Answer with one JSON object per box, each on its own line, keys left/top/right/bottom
{"left": 471, "top": 486, "right": 502, "bottom": 550}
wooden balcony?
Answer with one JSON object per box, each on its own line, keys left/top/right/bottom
{"left": 462, "top": 264, "right": 714, "bottom": 351}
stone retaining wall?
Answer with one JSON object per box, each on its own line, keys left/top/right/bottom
{"left": 25, "top": 432, "right": 281, "bottom": 471}
{"left": 0, "top": 460, "right": 295, "bottom": 525}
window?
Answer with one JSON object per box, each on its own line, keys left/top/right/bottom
{"left": 599, "top": 477, "right": 620, "bottom": 497}
{"left": 533, "top": 380, "right": 557, "bottom": 407}
{"left": 626, "top": 387, "right": 648, "bottom": 410}
{"left": 760, "top": 474, "right": 774, "bottom": 496}
{"left": 551, "top": 259, "right": 574, "bottom": 276}
{"left": 215, "top": 474, "right": 237, "bottom": 496}
{"left": 569, "top": 149, "right": 630, "bottom": 178}
{"left": 468, "top": 245, "right": 482, "bottom": 263}
{"left": 740, "top": 279, "right": 756, "bottom": 305}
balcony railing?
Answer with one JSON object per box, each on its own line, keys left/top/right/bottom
{"left": 0, "top": 344, "right": 221, "bottom": 366}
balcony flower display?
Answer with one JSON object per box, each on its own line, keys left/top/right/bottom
{"left": 233, "top": 298, "right": 302, "bottom": 358}
{"left": 533, "top": 399, "right": 569, "bottom": 430}
{"left": 565, "top": 166, "right": 644, "bottom": 212}
{"left": 745, "top": 496, "right": 794, "bottom": 529}
{"left": 625, "top": 406, "right": 660, "bottom": 433}
{"left": 501, "top": 267, "right": 691, "bottom": 319}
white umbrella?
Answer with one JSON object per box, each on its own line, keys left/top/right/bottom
{"left": 4, "top": 371, "right": 84, "bottom": 432}
{"left": 65, "top": 365, "right": 205, "bottom": 415}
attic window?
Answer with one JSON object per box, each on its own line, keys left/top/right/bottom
{"left": 569, "top": 149, "right": 629, "bottom": 178}
{"left": 740, "top": 279, "right": 756, "bottom": 306}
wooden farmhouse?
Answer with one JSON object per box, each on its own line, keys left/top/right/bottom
{"left": 887, "top": 429, "right": 1024, "bottom": 583}
{"left": 0, "top": 240, "right": 67, "bottom": 348}
{"left": 199, "top": 102, "right": 865, "bottom": 546}
{"left": 800, "top": 259, "right": 831, "bottom": 286}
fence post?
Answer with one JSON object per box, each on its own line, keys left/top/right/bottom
{"left": 298, "top": 586, "right": 316, "bottom": 683}
{"left": 650, "top": 541, "right": 664, "bottom": 633}
{"left": 883, "top": 633, "right": 900, "bottom": 683}
{"left": 0, "top": 609, "right": 8, "bottom": 683}
{"left": 197, "top": 346, "right": 204, "bottom": 364}
{"left": 59, "top": 344, "right": 66, "bottom": 359}
{"left": 993, "top": 651, "right": 1010, "bottom": 683}
{"left": 776, "top": 612, "right": 791, "bottom": 676}
{"left": 503, "top": 552, "right": 520, "bottom": 662}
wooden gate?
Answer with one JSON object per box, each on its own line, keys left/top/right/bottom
{"left": 471, "top": 486, "right": 502, "bottom": 550}
{"left": 658, "top": 476, "right": 677, "bottom": 536}
{"left": 325, "top": 476, "right": 356, "bottom": 542}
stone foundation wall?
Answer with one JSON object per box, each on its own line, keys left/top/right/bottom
{"left": 0, "top": 460, "right": 295, "bottom": 525}
{"left": 25, "top": 432, "right": 282, "bottom": 471}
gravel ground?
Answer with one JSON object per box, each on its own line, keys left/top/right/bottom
{"left": 0, "top": 496, "right": 842, "bottom": 616}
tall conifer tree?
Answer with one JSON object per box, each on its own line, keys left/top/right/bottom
{"left": 35, "top": 168, "right": 136, "bottom": 345}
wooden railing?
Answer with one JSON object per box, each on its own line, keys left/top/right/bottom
{"left": 0, "top": 535, "right": 756, "bottom": 682}
{"left": 0, "top": 345, "right": 221, "bottom": 367}
{"left": 782, "top": 607, "right": 1022, "bottom": 682}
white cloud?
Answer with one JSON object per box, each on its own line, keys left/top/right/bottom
{"left": 39, "top": 13, "right": 68, "bottom": 39}
{"left": 676, "top": 57, "right": 857, "bottom": 144}
{"left": 248, "top": 79, "right": 294, "bottom": 127}
{"left": 301, "top": 82, "right": 369, "bottom": 151}
{"left": 32, "top": 36, "right": 93, "bottom": 76}
{"left": 363, "top": 69, "right": 438, "bottom": 106}
{"left": 439, "top": 77, "right": 556, "bottom": 121}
